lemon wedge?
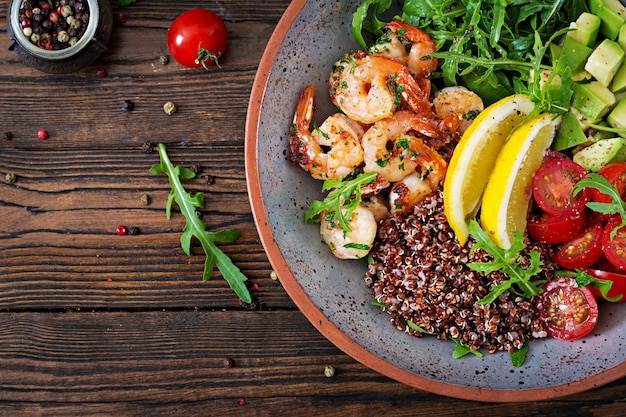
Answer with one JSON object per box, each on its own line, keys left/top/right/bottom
{"left": 444, "top": 94, "right": 535, "bottom": 245}
{"left": 480, "top": 113, "right": 562, "bottom": 249}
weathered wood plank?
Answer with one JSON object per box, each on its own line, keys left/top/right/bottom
{"left": 0, "top": 310, "right": 623, "bottom": 417}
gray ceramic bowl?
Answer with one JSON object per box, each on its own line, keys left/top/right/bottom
{"left": 245, "top": 0, "right": 626, "bottom": 401}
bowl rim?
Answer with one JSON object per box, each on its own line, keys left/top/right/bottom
{"left": 244, "top": 0, "right": 626, "bottom": 402}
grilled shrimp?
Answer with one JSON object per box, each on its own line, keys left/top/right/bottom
{"left": 289, "top": 84, "right": 365, "bottom": 180}
{"left": 329, "top": 50, "right": 431, "bottom": 124}
{"left": 319, "top": 204, "right": 377, "bottom": 259}
{"left": 369, "top": 20, "right": 438, "bottom": 80}
{"left": 433, "top": 86, "right": 485, "bottom": 134}
{"left": 389, "top": 171, "right": 433, "bottom": 213}
{"left": 362, "top": 110, "right": 447, "bottom": 185}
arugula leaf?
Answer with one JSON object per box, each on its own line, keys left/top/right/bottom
{"left": 556, "top": 269, "right": 623, "bottom": 302}
{"left": 573, "top": 173, "right": 626, "bottom": 239}
{"left": 351, "top": 0, "right": 393, "bottom": 49}
{"left": 305, "top": 171, "right": 377, "bottom": 232}
{"left": 352, "top": 0, "right": 582, "bottom": 108}
{"left": 150, "top": 143, "right": 251, "bottom": 303}
{"left": 452, "top": 338, "right": 483, "bottom": 359}
{"left": 118, "top": 0, "right": 137, "bottom": 6}
{"left": 406, "top": 319, "right": 431, "bottom": 334}
{"left": 467, "top": 220, "right": 545, "bottom": 304}
{"left": 510, "top": 342, "right": 529, "bottom": 368}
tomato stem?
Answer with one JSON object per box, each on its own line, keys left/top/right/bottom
{"left": 196, "top": 48, "right": 221, "bottom": 70}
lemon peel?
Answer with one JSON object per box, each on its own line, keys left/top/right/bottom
{"left": 480, "top": 113, "right": 562, "bottom": 249}
{"left": 444, "top": 94, "right": 535, "bottom": 245}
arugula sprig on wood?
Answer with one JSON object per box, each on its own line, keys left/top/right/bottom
{"left": 150, "top": 143, "right": 252, "bottom": 303}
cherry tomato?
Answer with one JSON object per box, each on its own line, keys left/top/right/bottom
{"left": 591, "top": 162, "right": 626, "bottom": 206}
{"left": 527, "top": 211, "right": 586, "bottom": 244}
{"left": 602, "top": 215, "right": 626, "bottom": 270}
{"left": 536, "top": 277, "right": 598, "bottom": 340}
{"left": 582, "top": 268, "right": 626, "bottom": 302}
{"left": 167, "top": 9, "right": 228, "bottom": 68}
{"left": 552, "top": 217, "right": 603, "bottom": 269}
{"left": 532, "top": 158, "right": 590, "bottom": 216}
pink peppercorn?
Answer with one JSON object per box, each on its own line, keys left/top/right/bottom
{"left": 96, "top": 67, "right": 108, "bottom": 78}
{"left": 37, "top": 128, "right": 48, "bottom": 140}
{"left": 236, "top": 398, "right": 245, "bottom": 406}
{"left": 116, "top": 225, "right": 128, "bottom": 235}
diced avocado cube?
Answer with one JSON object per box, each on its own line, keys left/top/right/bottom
{"left": 553, "top": 111, "right": 589, "bottom": 151}
{"left": 573, "top": 137, "right": 626, "bottom": 171}
{"left": 556, "top": 36, "right": 593, "bottom": 75}
{"left": 607, "top": 96, "right": 626, "bottom": 137}
{"left": 612, "top": 58, "right": 626, "bottom": 92}
{"left": 572, "top": 81, "right": 617, "bottom": 122}
{"left": 585, "top": 39, "right": 625, "bottom": 87}
{"left": 567, "top": 13, "right": 602, "bottom": 46}
{"left": 589, "top": 0, "right": 626, "bottom": 40}
{"left": 619, "top": 23, "right": 626, "bottom": 50}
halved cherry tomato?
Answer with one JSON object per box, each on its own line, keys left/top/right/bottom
{"left": 582, "top": 268, "right": 626, "bottom": 302}
{"left": 527, "top": 211, "right": 586, "bottom": 244}
{"left": 552, "top": 217, "right": 603, "bottom": 269}
{"left": 535, "top": 277, "right": 598, "bottom": 340}
{"left": 532, "top": 158, "right": 590, "bottom": 216}
{"left": 591, "top": 162, "right": 626, "bottom": 205}
{"left": 602, "top": 215, "right": 626, "bottom": 270}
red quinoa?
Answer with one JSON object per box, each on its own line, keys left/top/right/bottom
{"left": 364, "top": 191, "right": 558, "bottom": 353}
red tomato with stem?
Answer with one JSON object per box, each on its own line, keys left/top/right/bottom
{"left": 535, "top": 277, "right": 598, "bottom": 340}
{"left": 167, "top": 9, "right": 228, "bottom": 69}
{"left": 532, "top": 157, "right": 590, "bottom": 216}
{"left": 552, "top": 217, "right": 603, "bottom": 269}
{"left": 582, "top": 268, "right": 626, "bottom": 302}
{"left": 527, "top": 210, "right": 586, "bottom": 244}
{"left": 602, "top": 215, "right": 626, "bottom": 270}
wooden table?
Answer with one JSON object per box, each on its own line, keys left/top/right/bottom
{"left": 1, "top": 0, "right": 625, "bottom": 415}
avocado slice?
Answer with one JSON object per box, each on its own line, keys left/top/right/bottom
{"left": 556, "top": 36, "right": 593, "bottom": 75}
{"left": 607, "top": 96, "right": 626, "bottom": 137}
{"left": 567, "top": 12, "right": 602, "bottom": 46}
{"left": 585, "top": 39, "right": 625, "bottom": 87}
{"left": 572, "top": 81, "right": 617, "bottom": 122}
{"left": 553, "top": 111, "right": 590, "bottom": 151}
{"left": 573, "top": 137, "right": 626, "bottom": 171}
{"left": 589, "top": 0, "right": 626, "bottom": 40}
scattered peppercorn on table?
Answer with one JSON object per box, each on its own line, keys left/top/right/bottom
{"left": 1, "top": 1, "right": 626, "bottom": 415}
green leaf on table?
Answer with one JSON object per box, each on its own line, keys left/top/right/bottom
{"left": 150, "top": 143, "right": 251, "bottom": 303}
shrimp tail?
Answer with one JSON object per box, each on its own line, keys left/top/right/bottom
{"left": 289, "top": 84, "right": 316, "bottom": 166}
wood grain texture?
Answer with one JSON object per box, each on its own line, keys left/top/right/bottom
{"left": 1, "top": 0, "right": 626, "bottom": 415}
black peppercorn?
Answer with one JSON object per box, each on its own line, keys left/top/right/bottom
{"left": 2, "top": 132, "right": 13, "bottom": 141}
{"left": 223, "top": 358, "right": 234, "bottom": 368}
{"left": 141, "top": 142, "right": 153, "bottom": 153}
{"left": 122, "top": 100, "right": 135, "bottom": 111}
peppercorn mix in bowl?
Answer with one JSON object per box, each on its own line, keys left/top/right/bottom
{"left": 245, "top": 0, "right": 626, "bottom": 402}
{"left": 7, "top": 0, "right": 113, "bottom": 73}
